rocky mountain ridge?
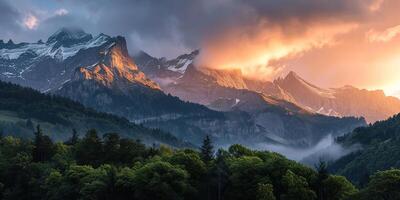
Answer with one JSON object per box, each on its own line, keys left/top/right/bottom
{"left": 134, "top": 50, "right": 400, "bottom": 123}
{"left": 0, "top": 28, "right": 365, "bottom": 151}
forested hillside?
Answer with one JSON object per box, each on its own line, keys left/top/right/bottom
{"left": 329, "top": 114, "right": 400, "bottom": 186}
{"left": 0, "top": 129, "right": 398, "bottom": 200}
{"left": 0, "top": 81, "right": 190, "bottom": 147}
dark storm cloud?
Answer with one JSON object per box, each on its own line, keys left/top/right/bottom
{"left": 237, "top": 0, "right": 368, "bottom": 21}
{"left": 69, "top": 0, "right": 375, "bottom": 57}
{"left": 0, "top": 0, "right": 95, "bottom": 43}
{"left": 0, "top": 0, "right": 378, "bottom": 57}
{"left": 37, "top": 14, "right": 96, "bottom": 39}
{"left": 0, "top": 1, "right": 22, "bottom": 39}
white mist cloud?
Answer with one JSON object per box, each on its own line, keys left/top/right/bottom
{"left": 254, "top": 134, "right": 359, "bottom": 165}
{"left": 54, "top": 8, "right": 69, "bottom": 16}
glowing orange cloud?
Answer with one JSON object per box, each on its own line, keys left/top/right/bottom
{"left": 369, "top": 0, "right": 385, "bottom": 11}
{"left": 197, "top": 21, "right": 357, "bottom": 80}
{"left": 366, "top": 25, "right": 400, "bottom": 42}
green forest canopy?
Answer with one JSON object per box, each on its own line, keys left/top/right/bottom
{"left": 0, "top": 127, "right": 398, "bottom": 200}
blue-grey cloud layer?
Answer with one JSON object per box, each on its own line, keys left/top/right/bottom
{"left": 0, "top": 0, "right": 380, "bottom": 57}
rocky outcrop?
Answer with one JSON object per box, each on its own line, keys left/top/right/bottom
{"left": 274, "top": 72, "right": 400, "bottom": 123}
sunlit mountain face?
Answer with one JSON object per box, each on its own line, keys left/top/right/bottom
{"left": 134, "top": 51, "right": 400, "bottom": 123}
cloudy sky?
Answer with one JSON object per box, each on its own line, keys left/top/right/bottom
{"left": 1, "top": 0, "right": 400, "bottom": 96}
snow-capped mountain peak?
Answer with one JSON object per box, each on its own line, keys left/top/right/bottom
{"left": 167, "top": 49, "right": 199, "bottom": 74}
{"left": 0, "top": 29, "right": 159, "bottom": 92}
{"left": 0, "top": 30, "right": 110, "bottom": 62}
{"left": 134, "top": 49, "right": 199, "bottom": 81}
{"left": 47, "top": 27, "right": 93, "bottom": 46}
{"left": 134, "top": 49, "right": 400, "bottom": 123}
{"left": 6, "top": 39, "right": 14, "bottom": 45}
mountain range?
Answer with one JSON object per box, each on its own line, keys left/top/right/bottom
{"left": 134, "top": 50, "right": 400, "bottom": 123}
{"left": 0, "top": 28, "right": 377, "bottom": 154}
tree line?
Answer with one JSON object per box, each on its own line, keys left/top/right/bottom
{"left": 0, "top": 126, "right": 398, "bottom": 200}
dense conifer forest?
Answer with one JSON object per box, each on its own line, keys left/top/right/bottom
{"left": 0, "top": 81, "right": 190, "bottom": 147}
{"left": 0, "top": 126, "right": 398, "bottom": 200}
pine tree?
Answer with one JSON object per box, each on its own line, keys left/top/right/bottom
{"left": 200, "top": 135, "right": 214, "bottom": 164}
{"left": 316, "top": 160, "right": 329, "bottom": 179}
{"left": 75, "top": 129, "right": 103, "bottom": 166}
{"left": 66, "top": 128, "right": 79, "bottom": 145}
{"left": 257, "top": 183, "right": 276, "bottom": 200}
{"left": 32, "top": 125, "right": 54, "bottom": 162}
{"left": 26, "top": 119, "right": 34, "bottom": 130}
{"left": 315, "top": 160, "right": 329, "bottom": 200}
{"left": 34, "top": 124, "right": 42, "bottom": 137}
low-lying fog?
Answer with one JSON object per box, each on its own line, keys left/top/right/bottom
{"left": 252, "top": 134, "right": 361, "bottom": 165}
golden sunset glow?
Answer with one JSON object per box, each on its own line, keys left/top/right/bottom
{"left": 197, "top": 22, "right": 357, "bottom": 80}
{"left": 192, "top": 0, "right": 400, "bottom": 97}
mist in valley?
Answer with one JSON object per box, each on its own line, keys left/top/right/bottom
{"left": 251, "top": 134, "right": 361, "bottom": 165}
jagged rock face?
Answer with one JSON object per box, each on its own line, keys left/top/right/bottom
{"left": 47, "top": 27, "right": 94, "bottom": 48}
{"left": 198, "top": 68, "right": 248, "bottom": 89}
{"left": 135, "top": 53, "right": 365, "bottom": 147}
{"left": 0, "top": 27, "right": 160, "bottom": 93}
{"left": 134, "top": 50, "right": 199, "bottom": 86}
{"left": 0, "top": 28, "right": 210, "bottom": 121}
{"left": 0, "top": 28, "right": 118, "bottom": 91}
{"left": 162, "top": 64, "right": 302, "bottom": 113}
{"left": 244, "top": 79, "right": 298, "bottom": 103}
{"left": 134, "top": 51, "right": 298, "bottom": 108}
{"left": 331, "top": 87, "right": 400, "bottom": 123}
{"left": 0, "top": 28, "right": 266, "bottom": 147}
{"left": 0, "top": 29, "right": 366, "bottom": 148}
{"left": 72, "top": 36, "right": 159, "bottom": 90}
{"left": 48, "top": 32, "right": 214, "bottom": 121}
{"left": 274, "top": 72, "right": 400, "bottom": 123}
{"left": 136, "top": 49, "right": 400, "bottom": 123}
